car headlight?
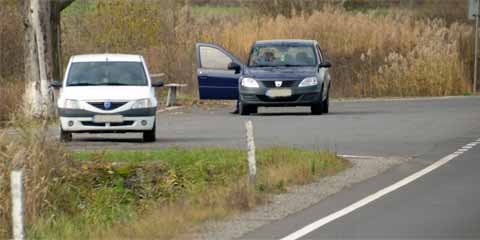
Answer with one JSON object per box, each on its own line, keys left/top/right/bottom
{"left": 299, "top": 77, "right": 318, "bottom": 87}
{"left": 63, "top": 99, "right": 81, "bottom": 109}
{"left": 132, "top": 99, "right": 153, "bottom": 109}
{"left": 241, "top": 77, "right": 260, "bottom": 88}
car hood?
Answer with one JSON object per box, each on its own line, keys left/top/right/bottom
{"left": 60, "top": 86, "right": 152, "bottom": 101}
{"left": 243, "top": 66, "right": 316, "bottom": 80}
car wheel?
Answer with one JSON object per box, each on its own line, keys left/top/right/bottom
{"left": 322, "top": 89, "right": 329, "bottom": 114}
{"left": 60, "top": 128, "right": 72, "bottom": 142}
{"left": 311, "top": 103, "right": 323, "bottom": 115}
{"left": 239, "top": 101, "right": 251, "bottom": 116}
{"left": 311, "top": 89, "right": 324, "bottom": 115}
{"left": 250, "top": 106, "right": 258, "bottom": 114}
{"left": 143, "top": 122, "right": 156, "bottom": 142}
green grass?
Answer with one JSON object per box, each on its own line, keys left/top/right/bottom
{"left": 73, "top": 147, "right": 244, "bottom": 163}
{"left": 61, "top": 0, "right": 97, "bottom": 17}
{"left": 31, "top": 147, "right": 349, "bottom": 239}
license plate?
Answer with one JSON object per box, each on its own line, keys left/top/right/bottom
{"left": 93, "top": 115, "right": 123, "bottom": 123}
{"left": 266, "top": 88, "right": 292, "bottom": 98}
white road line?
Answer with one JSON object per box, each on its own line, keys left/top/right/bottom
{"left": 466, "top": 143, "right": 477, "bottom": 146}
{"left": 457, "top": 148, "right": 469, "bottom": 152}
{"left": 332, "top": 95, "right": 480, "bottom": 103}
{"left": 462, "top": 146, "right": 473, "bottom": 149}
{"left": 338, "top": 154, "right": 383, "bottom": 159}
{"left": 280, "top": 140, "right": 478, "bottom": 240}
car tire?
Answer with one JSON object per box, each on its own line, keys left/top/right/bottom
{"left": 143, "top": 122, "right": 156, "bottom": 142}
{"left": 250, "top": 106, "right": 258, "bottom": 114}
{"left": 311, "top": 103, "right": 323, "bottom": 115}
{"left": 60, "top": 128, "right": 72, "bottom": 142}
{"left": 311, "top": 89, "right": 324, "bottom": 115}
{"left": 239, "top": 101, "right": 251, "bottom": 115}
{"left": 322, "top": 89, "right": 329, "bottom": 114}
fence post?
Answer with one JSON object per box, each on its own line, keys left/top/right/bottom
{"left": 245, "top": 120, "right": 256, "bottom": 186}
{"left": 11, "top": 170, "right": 24, "bottom": 240}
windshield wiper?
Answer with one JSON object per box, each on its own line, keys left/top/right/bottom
{"left": 250, "top": 64, "right": 311, "bottom": 68}
{"left": 250, "top": 64, "right": 274, "bottom": 68}
{"left": 67, "top": 83, "right": 136, "bottom": 86}
{"left": 104, "top": 82, "right": 131, "bottom": 86}
{"left": 67, "top": 83, "right": 101, "bottom": 86}
{"left": 276, "top": 64, "right": 310, "bottom": 67}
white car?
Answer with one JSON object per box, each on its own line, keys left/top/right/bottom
{"left": 52, "top": 54, "right": 163, "bottom": 142}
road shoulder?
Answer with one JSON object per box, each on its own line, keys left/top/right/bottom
{"left": 182, "top": 155, "right": 411, "bottom": 240}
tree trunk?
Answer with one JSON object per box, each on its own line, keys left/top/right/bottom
{"left": 51, "top": 2, "right": 62, "bottom": 81}
{"left": 23, "top": 0, "right": 74, "bottom": 117}
{"left": 23, "top": 0, "right": 52, "bottom": 117}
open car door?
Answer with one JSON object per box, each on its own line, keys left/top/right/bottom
{"left": 195, "top": 43, "right": 242, "bottom": 100}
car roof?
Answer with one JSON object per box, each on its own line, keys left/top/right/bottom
{"left": 254, "top": 39, "right": 317, "bottom": 46}
{"left": 71, "top": 54, "right": 143, "bottom": 63}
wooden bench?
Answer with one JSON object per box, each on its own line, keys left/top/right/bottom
{"left": 150, "top": 73, "right": 187, "bottom": 107}
{"left": 165, "top": 83, "right": 187, "bottom": 107}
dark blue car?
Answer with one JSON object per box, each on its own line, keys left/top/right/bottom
{"left": 195, "top": 39, "right": 332, "bottom": 115}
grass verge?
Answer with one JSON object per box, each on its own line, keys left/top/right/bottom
{"left": 29, "top": 147, "right": 349, "bottom": 239}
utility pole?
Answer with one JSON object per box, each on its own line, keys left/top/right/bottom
{"left": 474, "top": 4, "right": 479, "bottom": 94}
{"left": 469, "top": 0, "right": 480, "bottom": 93}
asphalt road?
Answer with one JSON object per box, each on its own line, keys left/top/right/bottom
{"left": 69, "top": 96, "right": 480, "bottom": 159}
{"left": 304, "top": 145, "right": 480, "bottom": 239}
{"left": 65, "top": 96, "right": 480, "bottom": 238}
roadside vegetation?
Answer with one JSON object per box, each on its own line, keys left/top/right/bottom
{"left": 0, "top": 121, "right": 349, "bottom": 239}
{"left": 0, "top": 0, "right": 473, "bottom": 121}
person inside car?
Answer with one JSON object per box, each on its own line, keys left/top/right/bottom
{"left": 295, "top": 51, "right": 314, "bottom": 65}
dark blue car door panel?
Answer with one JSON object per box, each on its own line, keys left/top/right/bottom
{"left": 196, "top": 43, "right": 242, "bottom": 100}
{"left": 198, "top": 72, "right": 239, "bottom": 99}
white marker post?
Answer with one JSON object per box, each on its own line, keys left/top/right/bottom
{"left": 245, "top": 120, "right": 256, "bottom": 186}
{"left": 11, "top": 171, "right": 24, "bottom": 240}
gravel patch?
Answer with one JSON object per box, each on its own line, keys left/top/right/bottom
{"left": 182, "top": 156, "right": 410, "bottom": 240}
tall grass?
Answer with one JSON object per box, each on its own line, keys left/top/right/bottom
{"left": 0, "top": 118, "right": 71, "bottom": 238}
{"left": 0, "top": 1, "right": 474, "bottom": 121}
{"left": 0, "top": 79, "right": 24, "bottom": 123}
{"left": 61, "top": 2, "right": 472, "bottom": 99}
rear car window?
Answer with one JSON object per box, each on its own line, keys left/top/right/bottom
{"left": 66, "top": 62, "right": 147, "bottom": 86}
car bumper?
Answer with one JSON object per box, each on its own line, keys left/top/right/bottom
{"left": 240, "top": 85, "right": 322, "bottom": 106}
{"left": 59, "top": 107, "right": 156, "bottom": 133}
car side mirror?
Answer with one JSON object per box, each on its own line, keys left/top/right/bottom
{"left": 319, "top": 61, "right": 332, "bottom": 68}
{"left": 151, "top": 79, "right": 164, "bottom": 87}
{"left": 50, "top": 80, "right": 62, "bottom": 88}
{"left": 228, "top": 62, "right": 242, "bottom": 74}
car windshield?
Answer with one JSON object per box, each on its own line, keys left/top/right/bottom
{"left": 248, "top": 45, "right": 317, "bottom": 67}
{"left": 66, "top": 61, "right": 148, "bottom": 86}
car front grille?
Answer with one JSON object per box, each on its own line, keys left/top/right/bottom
{"left": 81, "top": 121, "right": 134, "bottom": 127}
{"left": 261, "top": 80, "right": 297, "bottom": 88}
{"left": 111, "top": 121, "right": 134, "bottom": 127}
{"left": 81, "top": 121, "right": 106, "bottom": 127}
{"left": 88, "top": 102, "right": 128, "bottom": 111}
